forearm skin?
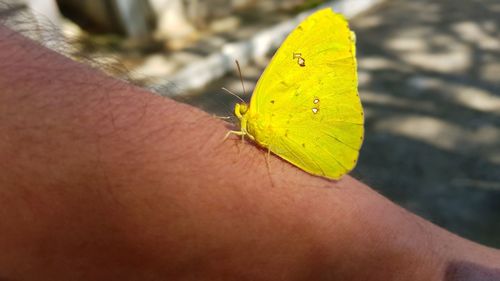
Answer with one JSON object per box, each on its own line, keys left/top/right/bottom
{"left": 0, "top": 25, "right": 499, "bottom": 281}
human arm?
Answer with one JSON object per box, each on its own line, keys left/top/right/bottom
{"left": 0, "top": 25, "right": 499, "bottom": 280}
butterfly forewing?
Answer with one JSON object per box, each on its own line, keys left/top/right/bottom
{"left": 246, "top": 8, "right": 364, "bottom": 179}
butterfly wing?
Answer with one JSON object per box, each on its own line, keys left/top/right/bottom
{"left": 248, "top": 8, "right": 363, "bottom": 179}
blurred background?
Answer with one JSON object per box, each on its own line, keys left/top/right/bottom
{"left": 1, "top": 0, "right": 499, "bottom": 247}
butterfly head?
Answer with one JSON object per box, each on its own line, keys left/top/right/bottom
{"left": 234, "top": 102, "right": 252, "bottom": 138}
{"left": 234, "top": 102, "right": 248, "bottom": 120}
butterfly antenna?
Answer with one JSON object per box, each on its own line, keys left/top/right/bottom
{"left": 235, "top": 60, "right": 247, "bottom": 96}
{"left": 221, "top": 87, "right": 245, "bottom": 103}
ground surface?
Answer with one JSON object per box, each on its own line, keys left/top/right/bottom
{"left": 178, "top": 0, "right": 500, "bottom": 247}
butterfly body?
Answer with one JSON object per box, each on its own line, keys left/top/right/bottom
{"left": 233, "top": 8, "right": 364, "bottom": 180}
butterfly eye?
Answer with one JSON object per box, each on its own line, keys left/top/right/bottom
{"left": 239, "top": 103, "right": 248, "bottom": 114}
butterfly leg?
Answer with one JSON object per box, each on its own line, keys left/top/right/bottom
{"left": 265, "top": 148, "right": 276, "bottom": 187}
{"left": 266, "top": 148, "right": 271, "bottom": 170}
{"left": 224, "top": 130, "right": 246, "bottom": 154}
{"left": 224, "top": 130, "right": 245, "bottom": 141}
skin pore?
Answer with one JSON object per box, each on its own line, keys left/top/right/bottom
{"left": 0, "top": 24, "right": 499, "bottom": 280}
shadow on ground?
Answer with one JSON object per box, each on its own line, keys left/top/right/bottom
{"left": 352, "top": 0, "right": 500, "bottom": 247}
{"left": 178, "top": 0, "right": 500, "bottom": 247}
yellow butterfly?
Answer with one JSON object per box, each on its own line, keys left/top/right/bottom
{"left": 229, "top": 8, "right": 364, "bottom": 180}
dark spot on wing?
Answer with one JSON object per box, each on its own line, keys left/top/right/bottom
{"left": 293, "top": 52, "right": 306, "bottom": 67}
